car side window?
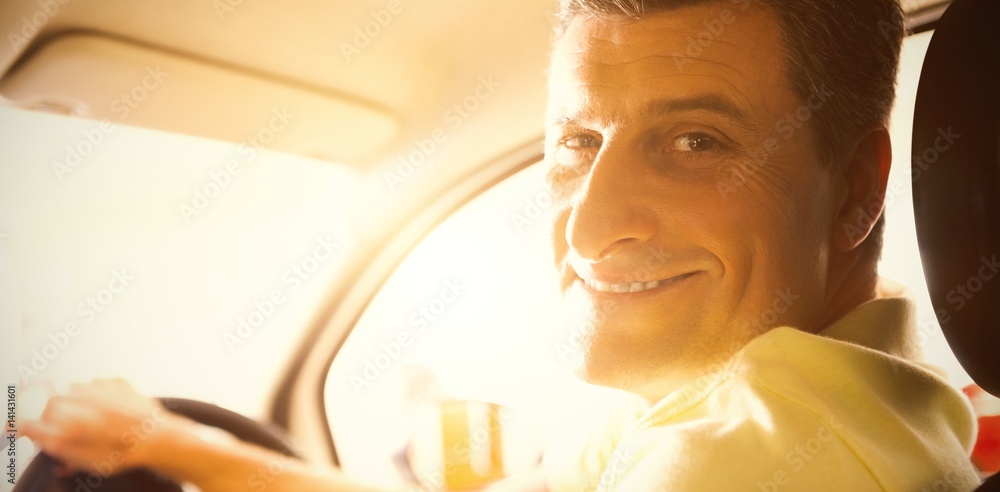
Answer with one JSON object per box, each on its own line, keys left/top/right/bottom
{"left": 324, "top": 162, "right": 633, "bottom": 488}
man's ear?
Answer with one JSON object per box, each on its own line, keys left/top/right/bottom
{"left": 833, "top": 127, "right": 892, "bottom": 252}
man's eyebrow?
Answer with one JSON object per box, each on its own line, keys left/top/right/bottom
{"left": 549, "top": 94, "right": 752, "bottom": 128}
{"left": 644, "top": 95, "right": 749, "bottom": 123}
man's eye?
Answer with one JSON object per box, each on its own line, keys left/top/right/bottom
{"left": 548, "top": 132, "right": 600, "bottom": 195}
{"left": 561, "top": 134, "right": 602, "bottom": 150}
{"left": 671, "top": 132, "right": 722, "bottom": 152}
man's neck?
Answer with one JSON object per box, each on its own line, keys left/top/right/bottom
{"left": 819, "top": 248, "right": 880, "bottom": 332}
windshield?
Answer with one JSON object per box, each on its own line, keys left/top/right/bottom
{"left": 0, "top": 107, "right": 359, "bottom": 417}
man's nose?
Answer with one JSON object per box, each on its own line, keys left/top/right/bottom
{"left": 565, "top": 146, "right": 657, "bottom": 262}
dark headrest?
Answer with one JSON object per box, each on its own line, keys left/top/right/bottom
{"left": 912, "top": 0, "right": 1000, "bottom": 396}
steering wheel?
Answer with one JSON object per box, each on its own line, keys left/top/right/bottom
{"left": 13, "top": 398, "right": 301, "bottom": 492}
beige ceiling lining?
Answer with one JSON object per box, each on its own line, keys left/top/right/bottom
{"left": 0, "top": 32, "right": 401, "bottom": 163}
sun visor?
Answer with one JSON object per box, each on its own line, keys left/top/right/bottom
{"left": 0, "top": 33, "right": 399, "bottom": 164}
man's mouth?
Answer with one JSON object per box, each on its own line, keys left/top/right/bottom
{"left": 579, "top": 271, "right": 699, "bottom": 294}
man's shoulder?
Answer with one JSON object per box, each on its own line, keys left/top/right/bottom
{"left": 734, "top": 324, "right": 974, "bottom": 448}
{"left": 611, "top": 327, "right": 978, "bottom": 491}
{"left": 612, "top": 401, "right": 879, "bottom": 491}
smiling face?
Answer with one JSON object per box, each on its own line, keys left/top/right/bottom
{"left": 547, "top": 4, "right": 848, "bottom": 401}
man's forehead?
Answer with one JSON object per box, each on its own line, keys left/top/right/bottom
{"left": 552, "top": 4, "right": 783, "bottom": 74}
{"left": 546, "top": 4, "right": 791, "bottom": 124}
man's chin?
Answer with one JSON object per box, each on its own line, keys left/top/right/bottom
{"left": 572, "top": 343, "right": 652, "bottom": 393}
{"left": 569, "top": 330, "right": 715, "bottom": 401}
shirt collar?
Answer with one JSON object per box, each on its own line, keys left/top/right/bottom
{"left": 817, "top": 277, "right": 924, "bottom": 362}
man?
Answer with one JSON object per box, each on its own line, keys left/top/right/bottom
{"left": 22, "top": 0, "right": 980, "bottom": 490}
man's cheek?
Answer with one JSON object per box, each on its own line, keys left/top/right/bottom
{"left": 727, "top": 170, "right": 812, "bottom": 232}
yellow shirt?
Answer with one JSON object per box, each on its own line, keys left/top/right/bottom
{"left": 545, "top": 282, "right": 980, "bottom": 491}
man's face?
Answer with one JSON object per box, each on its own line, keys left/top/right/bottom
{"left": 546, "top": 3, "right": 843, "bottom": 399}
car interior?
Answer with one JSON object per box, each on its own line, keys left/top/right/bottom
{"left": 0, "top": 0, "right": 997, "bottom": 490}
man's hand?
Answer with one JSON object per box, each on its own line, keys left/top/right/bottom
{"left": 18, "top": 378, "right": 385, "bottom": 492}
{"left": 21, "top": 378, "right": 177, "bottom": 477}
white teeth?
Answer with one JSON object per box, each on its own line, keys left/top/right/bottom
{"left": 584, "top": 278, "right": 662, "bottom": 293}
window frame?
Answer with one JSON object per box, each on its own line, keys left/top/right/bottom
{"left": 271, "top": 140, "right": 544, "bottom": 465}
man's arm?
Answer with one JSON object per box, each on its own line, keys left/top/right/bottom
{"left": 148, "top": 418, "right": 383, "bottom": 491}
{"left": 21, "top": 379, "right": 383, "bottom": 492}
